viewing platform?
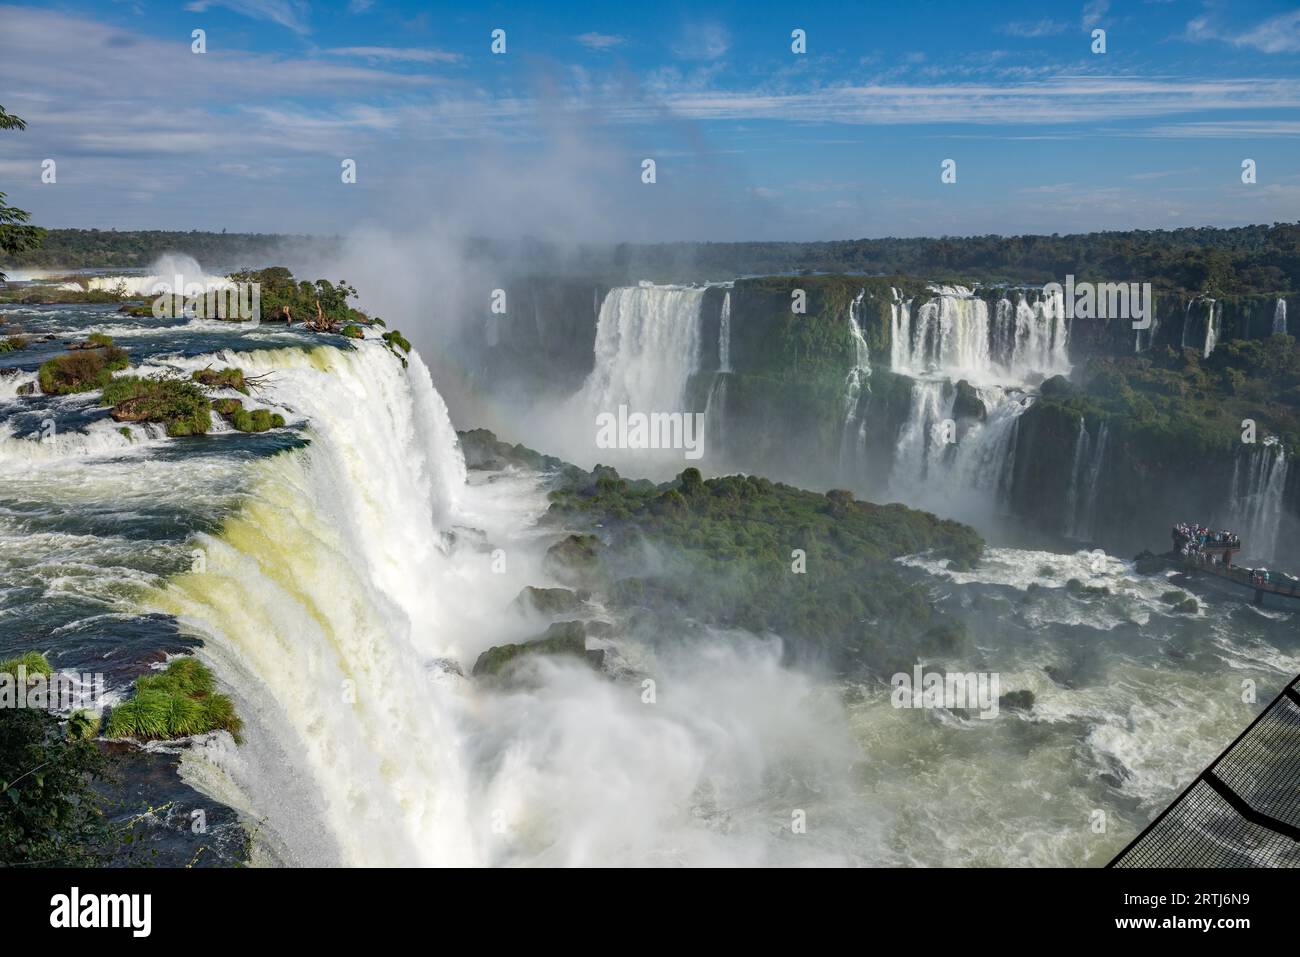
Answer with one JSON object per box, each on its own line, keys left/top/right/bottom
{"left": 1169, "top": 522, "right": 1300, "bottom": 605}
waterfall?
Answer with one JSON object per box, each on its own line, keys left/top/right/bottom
{"left": 889, "top": 288, "right": 912, "bottom": 372}
{"left": 1203, "top": 299, "right": 1220, "bottom": 358}
{"left": 704, "top": 290, "right": 733, "bottom": 456}
{"left": 891, "top": 380, "right": 953, "bottom": 488}
{"left": 893, "top": 286, "right": 1067, "bottom": 384}
{"left": 1079, "top": 421, "right": 1108, "bottom": 541}
{"left": 1274, "top": 298, "right": 1288, "bottom": 336}
{"left": 1136, "top": 305, "right": 1160, "bottom": 352}
{"left": 874, "top": 285, "right": 1065, "bottom": 514}
{"left": 718, "top": 290, "right": 732, "bottom": 373}
{"left": 146, "top": 342, "right": 478, "bottom": 865}
{"left": 1065, "top": 419, "right": 1108, "bottom": 540}
{"left": 1063, "top": 418, "right": 1089, "bottom": 538}
{"left": 838, "top": 290, "right": 871, "bottom": 473}
{"left": 1226, "top": 442, "right": 1289, "bottom": 563}
{"left": 577, "top": 284, "right": 706, "bottom": 415}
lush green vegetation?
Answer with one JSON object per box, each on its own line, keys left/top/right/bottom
{"left": 0, "top": 335, "right": 26, "bottom": 352}
{"left": 192, "top": 366, "right": 249, "bottom": 394}
{"left": 4, "top": 228, "right": 316, "bottom": 272}
{"left": 226, "top": 266, "right": 370, "bottom": 330}
{"left": 0, "top": 650, "right": 53, "bottom": 679}
{"left": 0, "top": 106, "right": 44, "bottom": 283}
{"left": 38, "top": 345, "right": 130, "bottom": 395}
{"left": 543, "top": 461, "right": 984, "bottom": 674}
{"left": 0, "top": 708, "right": 108, "bottom": 866}
{"left": 13, "top": 224, "right": 1296, "bottom": 296}
{"left": 104, "top": 658, "right": 241, "bottom": 742}
{"left": 100, "top": 375, "right": 213, "bottom": 437}
{"left": 1037, "top": 333, "right": 1300, "bottom": 455}
{"left": 230, "top": 407, "right": 285, "bottom": 433}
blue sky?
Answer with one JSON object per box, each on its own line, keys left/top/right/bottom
{"left": 1, "top": 0, "right": 1299, "bottom": 240}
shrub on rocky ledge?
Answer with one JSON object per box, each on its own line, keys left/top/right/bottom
{"left": 100, "top": 375, "right": 212, "bottom": 436}
{"left": 38, "top": 346, "right": 129, "bottom": 395}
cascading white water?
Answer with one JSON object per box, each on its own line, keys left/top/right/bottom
{"left": 893, "top": 286, "right": 1067, "bottom": 385}
{"left": 1063, "top": 418, "right": 1088, "bottom": 538}
{"left": 58, "top": 254, "right": 235, "bottom": 297}
{"left": 889, "top": 288, "right": 912, "bottom": 372}
{"left": 577, "top": 284, "right": 706, "bottom": 416}
{"left": 704, "top": 290, "right": 733, "bottom": 457}
{"left": 881, "top": 286, "right": 1067, "bottom": 516}
{"left": 1181, "top": 297, "right": 1220, "bottom": 356}
{"left": 838, "top": 290, "right": 871, "bottom": 474}
{"left": 1203, "top": 299, "right": 1220, "bottom": 358}
{"left": 1274, "top": 298, "right": 1288, "bottom": 336}
{"left": 1063, "top": 419, "right": 1108, "bottom": 540}
{"left": 1226, "top": 441, "right": 1289, "bottom": 563}
{"left": 144, "top": 342, "right": 483, "bottom": 866}
{"left": 890, "top": 380, "right": 952, "bottom": 489}
{"left": 1079, "top": 421, "right": 1108, "bottom": 542}
{"left": 718, "top": 290, "right": 732, "bottom": 373}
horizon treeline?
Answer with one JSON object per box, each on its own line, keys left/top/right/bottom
{"left": 6, "top": 222, "right": 1299, "bottom": 296}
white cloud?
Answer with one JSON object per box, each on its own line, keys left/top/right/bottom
{"left": 325, "top": 46, "right": 462, "bottom": 63}
{"left": 1003, "top": 20, "right": 1070, "bottom": 38}
{"left": 673, "top": 23, "right": 729, "bottom": 60}
{"left": 184, "top": 0, "right": 311, "bottom": 35}
{"left": 576, "top": 32, "right": 626, "bottom": 51}
{"left": 1185, "top": 9, "right": 1300, "bottom": 54}
{"left": 1081, "top": 0, "right": 1110, "bottom": 29}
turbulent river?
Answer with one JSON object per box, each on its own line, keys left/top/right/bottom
{"left": 3, "top": 301, "right": 1298, "bottom": 866}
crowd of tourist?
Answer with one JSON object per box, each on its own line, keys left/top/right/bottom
{"left": 1172, "top": 522, "right": 1240, "bottom": 560}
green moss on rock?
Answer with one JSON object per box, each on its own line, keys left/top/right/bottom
{"left": 471, "top": 621, "right": 591, "bottom": 678}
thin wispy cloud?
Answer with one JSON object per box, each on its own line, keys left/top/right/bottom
{"left": 672, "top": 22, "right": 730, "bottom": 60}
{"left": 1081, "top": 0, "right": 1110, "bottom": 29}
{"left": 325, "top": 46, "right": 462, "bottom": 63}
{"left": 1186, "top": 9, "right": 1300, "bottom": 55}
{"left": 576, "top": 32, "right": 626, "bottom": 51}
{"left": 183, "top": 0, "right": 311, "bottom": 35}
{"left": 1003, "top": 20, "right": 1070, "bottom": 38}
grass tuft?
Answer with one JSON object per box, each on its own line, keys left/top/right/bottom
{"left": 104, "top": 657, "right": 241, "bottom": 743}
{"left": 0, "top": 650, "right": 53, "bottom": 680}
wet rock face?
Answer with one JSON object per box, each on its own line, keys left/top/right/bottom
{"left": 471, "top": 620, "right": 594, "bottom": 679}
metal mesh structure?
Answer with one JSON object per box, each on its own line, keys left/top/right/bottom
{"left": 1110, "top": 674, "right": 1300, "bottom": 867}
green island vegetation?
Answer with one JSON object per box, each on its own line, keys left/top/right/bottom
{"left": 230, "top": 405, "right": 286, "bottom": 433}
{"left": 191, "top": 366, "right": 249, "bottom": 394}
{"left": 1031, "top": 333, "right": 1300, "bottom": 460}
{"left": 224, "top": 266, "right": 371, "bottom": 332}
{"left": 0, "top": 335, "right": 26, "bottom": 352}
{"left": 101, "top": 375, "right": 212, "bottom": 437}
{"left": 104, "top": 658, "right": 242, "bottom": 742}
{"left": 38, "top": 342, "right": 130, "bottom": 395}
{"left": 535, "top": 457, "right": 984, "bottom": 675}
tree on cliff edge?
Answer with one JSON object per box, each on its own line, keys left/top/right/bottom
{"left": 0, "top": 105, "right": 46, "bottom": 283}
